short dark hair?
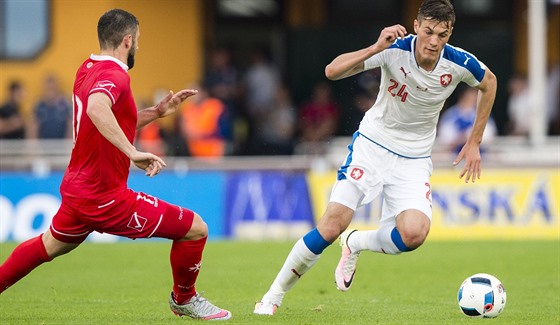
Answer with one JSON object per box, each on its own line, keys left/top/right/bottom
{"left": 97, "top": 9, "right": 139, "bottom": 50}
{"left": 418, "top": 0, "right": 456, "bottom": 28}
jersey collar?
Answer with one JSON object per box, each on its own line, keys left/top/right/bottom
{"left": 90, "top": 54, "right": 129, "bottom": 72}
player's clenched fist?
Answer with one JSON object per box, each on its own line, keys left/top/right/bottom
{"left": 375, "top": 24, "right": 407, "bottom": 50}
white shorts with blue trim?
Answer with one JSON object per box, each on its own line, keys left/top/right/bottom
{"left": 329, "top": 132, "right": 434, "bottom": 224}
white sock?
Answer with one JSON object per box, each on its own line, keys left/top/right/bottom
{"left": 261, "top": 238, "right": 320, "bottom": 306}
{"left": 347, "top": 226, "right": 401, "bottom": 255}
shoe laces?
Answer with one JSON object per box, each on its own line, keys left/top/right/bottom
{"left": 342, "top": 233, "right": 360, "bottom": 277}
{"left": 185, "top": 293, "right": 222, "bottom": 317}
{"left": 343, "top": 251, "right": 359, "bottom": 276}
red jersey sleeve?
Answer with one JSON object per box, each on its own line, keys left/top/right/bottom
{"left": 89, "top": 69, "right": 130, "bottom": 107}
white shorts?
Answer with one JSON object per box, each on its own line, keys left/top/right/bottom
{"left": 330, "top": 132, "right": 434, "bottom": 225}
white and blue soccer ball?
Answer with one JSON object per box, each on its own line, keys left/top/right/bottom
{"left": 457, "top": 273, "right": 506, "bottom": 318}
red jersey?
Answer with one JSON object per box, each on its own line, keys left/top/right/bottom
{"left": 61, "top": 54, "right": 137, "bottom": 199}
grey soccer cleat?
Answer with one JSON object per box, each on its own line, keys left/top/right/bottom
{"left": 169, "top": 292, "right": 232, "bottom": 320}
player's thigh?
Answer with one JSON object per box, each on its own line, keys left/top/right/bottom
{"left": 88, "top": 190, "right": 194, "bottom": 241}
{"left": 335, "top": 134, "right": 384, "bottom": 206}
{"left": 329, "top": 179, "right": 364, "bottom": 212}
{"left": 320, "top": 180, "right": 362, "bottom": 241}
{"left": 50, "top": 198, "right": 92, "bottom": 244}
{"left": 182, "top": 212, "right": 208, "bottom": 240}
{"left": 396, "top": 209, "right": 431, "bottom": 242}
{"left": 42, "top": 228, "right": 81, "bottom": 258}
{"left": 382, "top": 157, "right": 433, "bottom": 224}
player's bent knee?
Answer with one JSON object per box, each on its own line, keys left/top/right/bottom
{"left": 316, "top": 222, "right": 342, "bottom": 243}
{"left": 401, "top": 231, "right": 427, "bottom": 250}
{"left": 316, "top": 203, "right": 355, "bottom": 242}
{"left": 396, "top": 212, "right": 431, "bottom": 250}
{"left": 181, "top": 213, "right": 208, "bottom": 241}
{"left": 399, "top": 224, "right": 429, "bottom": 250}
{"left": 43, "top": 230, "right": 80, "bottom": 259}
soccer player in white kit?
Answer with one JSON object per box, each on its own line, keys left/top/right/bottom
{"left": 254, "top": 0, "right": 497, "bottom": 315}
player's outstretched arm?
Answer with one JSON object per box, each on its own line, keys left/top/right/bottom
{"left": 453, "top": 68, "right": 497, "bottom": 183}
{"left": 87, "top": 92, "right": 166, "bottom": 177}
{"left": 136, "top": 89, "right": 198, "bottom": 129}
{"left": 325, "top": 24, "right": 407, "bottom": 80}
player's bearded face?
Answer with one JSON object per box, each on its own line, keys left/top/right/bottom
{"left": 126, "top": 29, "right": 139, "bottom": 70}
{"left": 127, "top": 40, "right": 136, "bottom": 70}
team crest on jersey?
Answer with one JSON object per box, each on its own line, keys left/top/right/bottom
{"left": 94, "top": 80, "right": 116, "bottom": 91}
{"left": 127, "top": 212, "right": 147, "bottom": 232}
{"left": 350, "top": 167, "right": 365, "bottom": 181}
{"left": 440, "top": 74, "right": 452, "bottom": 87}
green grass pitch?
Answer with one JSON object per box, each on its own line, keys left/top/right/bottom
{"left": 0, "top": 240, "right": 558, "bottom": 324}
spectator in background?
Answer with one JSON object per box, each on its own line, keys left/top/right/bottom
{"left": 136, "top": 90, "right": 190, "bottom": 157}
{"left": 135, "top": 97, "right": 167, "bottom": 157}
{"left": 30, "top": 74, "right": 72, "bottom": 139}
{"left": 0, "top": 80, "right": 26, "bottom": 139}
{"left": 253, "top": 85, "right": 297, "bottom": 155}
{"left": 438, "top": 85, "right": 497, "bottom": 154}
{"left": 506, "top": 74, "right": 530, "bottom": 136}
{"left": 546, "top": 64, "right": 560, "bottom": 135}
{"left": 203, "top": 47, "right": 239, "bottom": 152}
{"left": 179, "top": 83, "right": 230, "bottom": 157}
{"left": 341, "top": 87, "right": 377, "bottom": 135}
{"left": 136, "top": 120, "right": 166, "bottom": 157}
{"left": 242, "top": 46, "right": 280, "bottom": 151}
{"left": 297, "top": 81, "right": 340, "bottom": 154}
{"left": 203, "top": 46, "right": 239, "bottom": 114}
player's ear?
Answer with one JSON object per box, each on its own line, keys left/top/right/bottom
{"left": 124, "top": 34, "right": 132, "bottom": 49}
{"left": 413, "top": 19, "right": 419, "bottom": 34}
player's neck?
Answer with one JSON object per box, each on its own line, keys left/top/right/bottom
{"left": 413, "top": 45, "right": 438, "bottom": 72}
{"left": 99, "top": 48, "right": 127, "bottom": 67}
{"left": 416, "top": 57, "right": 437, "bottom": 72}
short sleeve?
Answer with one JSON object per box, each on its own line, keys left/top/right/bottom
{"left": 364, "top": 51, "right": 386, "bottom": 71}
{"left": 444, "top": 45, "right": 487, "bottom": 88}
{"left": 364, "top": 36, "right": 413, "bottom": 71}
{"left": 89, "top": 69, "right": 129, "bottom": 106}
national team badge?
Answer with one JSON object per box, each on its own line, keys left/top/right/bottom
{"left": 350, "top": 167, "right": 364, "bottom": 181}
{"left": 127, "top": 212, "right": 147, "bottom": 232}
{"left": 440, "top": 74, "right": 452, "bottom": 87}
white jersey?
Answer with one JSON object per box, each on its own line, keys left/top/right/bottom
{"left": 359, "top": 34, "right": 486, "bottom": 158}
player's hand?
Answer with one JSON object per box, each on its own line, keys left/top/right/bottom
{"left": 155, "top": 89, "right": 198, "bottom": 118}
{"left": 373, "top": 24, "right": 407, "bottom": 51}
{"left": 129, "top": 150, "right": 167, "bottom": 177}
{"left": 453, "top": 142, "right": 482, "bottom": 183}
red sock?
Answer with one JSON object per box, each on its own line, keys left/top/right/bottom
{"left": 0, "top": 234, "right": 52, "bottom": 293}
{"left": 170, "top": 236, "right": 207, "bottom": 304}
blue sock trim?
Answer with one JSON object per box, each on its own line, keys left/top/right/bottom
{"left": 390, "top": 227, "right": 412, "bottom": 252}
{"left": 303, "top": 228, "right": 330, "bottom": 255}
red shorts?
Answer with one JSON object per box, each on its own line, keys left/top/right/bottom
{"left": 50, "top": 188, "right": 194, "bottom": 243}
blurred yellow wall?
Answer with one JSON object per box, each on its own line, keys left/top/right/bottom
{"left": 0, "top": 0, "right": 204, "bottom": 121}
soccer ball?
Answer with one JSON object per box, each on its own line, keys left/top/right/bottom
{"left": 457, "top": 273, "right": 506, "bottom": 318}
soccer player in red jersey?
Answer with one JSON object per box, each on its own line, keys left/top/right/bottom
{"left": 0, "top": 9, "right": 231, "bottom": 321}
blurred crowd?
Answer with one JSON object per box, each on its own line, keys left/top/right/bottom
{"left": 0, "top": 75, "right": 72, "bottom": 141}
{"left": 1, "top": 47, "right": 559, "bottom": 158}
